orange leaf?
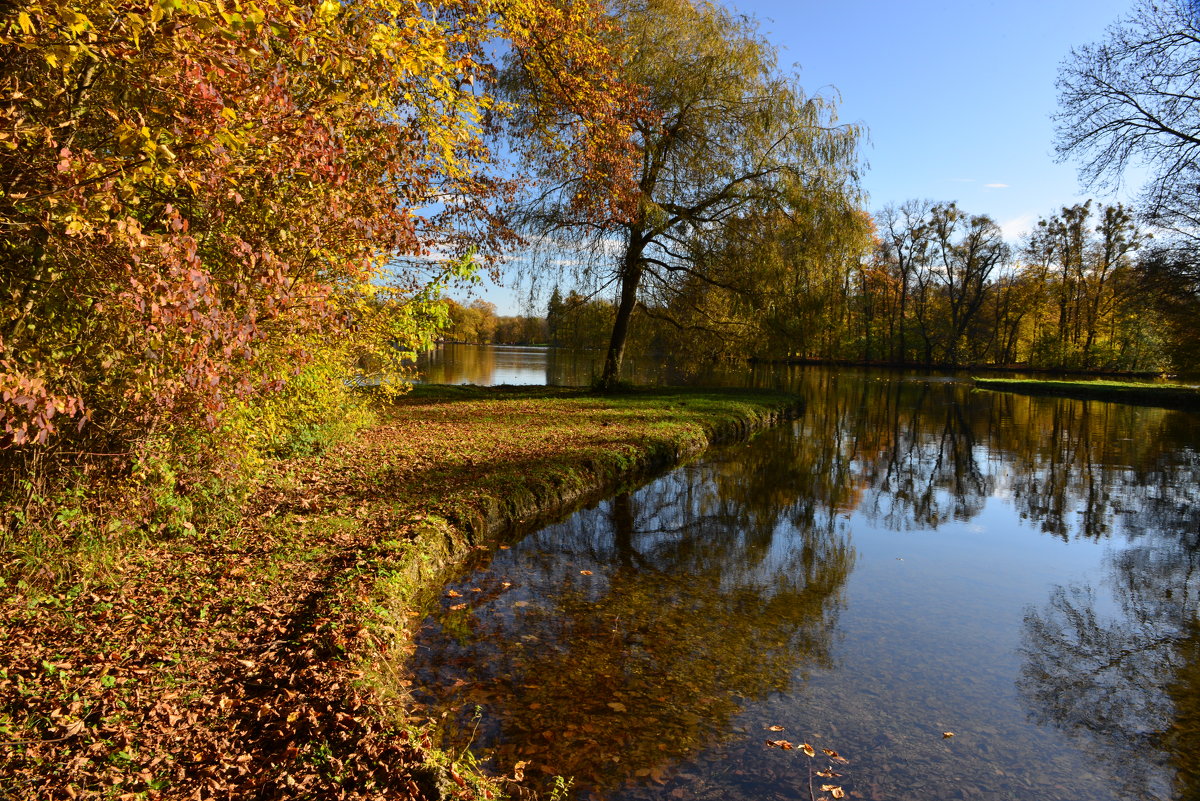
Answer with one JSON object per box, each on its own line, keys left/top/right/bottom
{"left": 800, "top": 742, "right": 816, "bottom": 757}
{"left": 825, "top": 748, "right": 850, "bottom": 763}
{"left": 580, "top": 570, "right": 593, "bottom": 575}
{"left": 765, "top": 739, "right": 794, "bottom": 750}
{"left": 767, "top": 725, "right": 785, "bottom": 732}
{"left": 943, "top": 731, "right": 955, "bottom": 739}
{"left": 449, "top": 603, "right": 467, "bottom": 611}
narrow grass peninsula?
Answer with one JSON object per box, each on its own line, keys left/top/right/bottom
{"left": 1, "top": 385, "right": 799, "bottom": 801}
{"left": 973, "top": 377, "right": 1200, "bottom": 411}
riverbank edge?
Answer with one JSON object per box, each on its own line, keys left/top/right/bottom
{"left": 354, "top": 386, "right": 805, "bottom": 796}
{"left": 972, "top": 377, "right": 1200, "bottom": 410}
{"left": 0, "top": 385, "right": 802, "bottom": 801}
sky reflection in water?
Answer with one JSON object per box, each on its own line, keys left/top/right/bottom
{"left": 407, "top": 363, "right": 1200, "bottom": 801}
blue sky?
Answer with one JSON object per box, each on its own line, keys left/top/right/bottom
{"left": 470, "top": 0, "right": 1145, "bottom": 314}
{"left": 749, "top": 0, "right": 1142, "bottom": 236}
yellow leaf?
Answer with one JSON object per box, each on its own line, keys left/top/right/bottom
{"left": 17, "top": 11, "right": 34, "bottom": 34}
{"left": 942, "top": 731, "right": 955, "bottom": 739}
{"left": 317, "top": 0, "right": 339, "bottom": 21}
{"left": 767, "top": 725, "right": 785, "bottom": 732}
{"left": 800, "top": 742, "right": 816, "bottom": 757}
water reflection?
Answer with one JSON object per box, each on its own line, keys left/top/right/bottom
{"left": 1020, "top": 522, "right": 1200, "bottom": 800}
{"left": 416, "top": 344, "right": 555, "bottom": 386}
{"left": 411, "top": 436, "right": 855, "bottom": 796}
{"left": 416, "top": 343, "right": 818, "bottom": 388}
{"left": 404, "top": 365, "right": 1200, "bottom": 800}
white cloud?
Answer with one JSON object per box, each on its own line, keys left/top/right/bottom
{"left": 985, "top": 182, "right": 1010, "bottom": 189}
{"left": 1000, "top": 213, "right": 1035, "bottom": 241}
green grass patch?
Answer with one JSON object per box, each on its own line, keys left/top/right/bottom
{"left": 973, "top": 377, "right": 1200, "bottom": 410}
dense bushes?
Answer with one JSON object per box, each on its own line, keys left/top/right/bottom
{"left": 0, "top": 0, "right": 638, "bottom": 548}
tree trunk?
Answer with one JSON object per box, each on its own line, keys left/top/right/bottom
{"left": 598, "top": 241, "right": 644, "bottom": 390}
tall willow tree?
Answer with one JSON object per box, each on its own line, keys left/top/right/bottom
{"left": 659, "top": 195, "right": 873, "bottom": 362}
{"left": 510, "top": 0, "right": 865, "bottom": 386}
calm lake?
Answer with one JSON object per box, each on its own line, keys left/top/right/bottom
{"left": 408, "top": 345, "right": 1200, "bottom": 801}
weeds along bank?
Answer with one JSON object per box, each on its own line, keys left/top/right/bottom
{"left": 0, "top": 385, "right": 799, "bottom": 800}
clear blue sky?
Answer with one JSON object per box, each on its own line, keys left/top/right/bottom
{"left": 468, "top": 0, "right": 1145, "bottom": 314}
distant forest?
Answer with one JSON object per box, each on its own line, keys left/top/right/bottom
{"left": 454, "top": 198, "right": 1195, "bottom": 374}
{"left": 441, "top": 299, "right": 547, "bottom": 346}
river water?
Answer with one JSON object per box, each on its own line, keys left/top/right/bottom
{"left": 407, "top": 345, "right": 1200, "bottom": 801}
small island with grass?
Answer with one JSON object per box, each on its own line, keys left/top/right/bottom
{"left": 973, "top": 377, "right": 1200, "bottom": 410}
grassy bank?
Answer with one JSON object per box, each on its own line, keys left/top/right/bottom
{"left": 0, "top": 385, "right": 799, "bottom": 801}
{"left": 973, "top": 377, "right": 1200, "bottom": 410}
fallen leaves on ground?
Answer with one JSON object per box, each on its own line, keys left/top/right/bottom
{"left": 1, "top": 387, "right": 797, "bottom": 800}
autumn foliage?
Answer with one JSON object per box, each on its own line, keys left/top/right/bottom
{"left": 0, "top": 0, "right": 638, "bottom": 528}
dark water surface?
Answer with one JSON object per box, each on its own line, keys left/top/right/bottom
{"left": 407, "top": 357, "right": 1200, "bottom": 801}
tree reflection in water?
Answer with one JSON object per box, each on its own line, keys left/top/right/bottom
{"left": 405, "top": 365, "right": 1200, "bottom": 800}
{"left": 409, "top": 427, "right": 855, "bottom": 797}
{"left": 1021, "top": 525, "right": 1200, "bottom": 801}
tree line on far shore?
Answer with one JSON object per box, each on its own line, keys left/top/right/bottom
{"left": 441, "top": 299, "right": 547, "bottom": 346}
{"left": 537, "top": 197, "right": 1196, "bottom": 374}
